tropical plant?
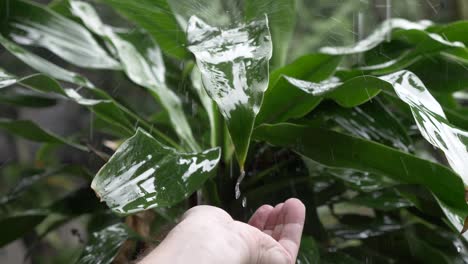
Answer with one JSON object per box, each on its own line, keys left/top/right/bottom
{"left": 1, "top": 0, "right": 468, "bottom": 263}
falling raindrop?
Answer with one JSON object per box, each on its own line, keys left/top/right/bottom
{"left": 242, "top": 196, "right": 247, "bottom": 207}
{"left": 235, "top": 170, "right": 245, "bottom": 199}
{"left": 386, "top": 0, "right": 392, "bottom": 42}
{"left": 356, "top": 11, "right": 365, "bottom": 65}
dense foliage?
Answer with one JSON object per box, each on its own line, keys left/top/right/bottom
{"left": 1, "top": 0, "right": 468, "bottom": 263}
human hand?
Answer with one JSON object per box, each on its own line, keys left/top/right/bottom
{"left": 139, "top": 198, "right": 305, "bottom": 264}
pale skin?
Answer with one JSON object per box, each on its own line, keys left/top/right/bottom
{"left": 139, "top": 198, "right": 306, "bottom": 264}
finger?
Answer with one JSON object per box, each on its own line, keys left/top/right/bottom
{"left": 277, "top": 198, "right": 306, "bottom": 262}
{"left": 248, "top": 204, "right": 274, "bottom": 230}
{"left": 263, "top": 203, "right": 284, "bottom": 236}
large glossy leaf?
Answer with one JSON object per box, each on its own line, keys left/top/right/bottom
{"left": 281, "top": 70, "right": 468, "bottom": 185}
{"left": 380, "top": 71, "right": 468, "bottom": 184}
{"left": 312, "top": 99, "right": 413, "bottom": 152}
{"left": 245, "top": 0, "right": 296, "bottom": 68}
{"left": 0, "top": 93, "right": 56, "bottom": 108}
{"left": 303, "top": 158, "right": 397, "bottom": 193}
{"left": 256, "top": 54, "right": 342, "bottom": 125}
{"left": 92, "top": 129, "right": 220, "bottom": 214}
{"left": 187, "top": 16, "right": 272, "bottom": 167}
{"left": 76, "top": 223, "right": 138, "bottom": 264}
{"left": 0, "top": 48, "right": 177, "bottom": 146}
{"left": 320, "top": 18, "right": 464, "bottom": 55}
{"left": 408, "top": 55, "right": 468, "bottom": 94}
{"left": 0, "top": 119, "right": 87, "bottom": 151}
{"left": 0, "top": 67, "right": 136, "bottom": 137}
{"left": 70, "top": 0, "right": 199, "bottom": 151}
{"left": 280, "top": 75, "right": 386, "bottom": 110}
{"left": 100, "top": 0, "right": 188, "bottom": 59}
{"left": 348, "top": 189, "right": 413, "bottom": 211}
{"left": 191, "top": 66, "right": 217, "bottom": 148}
{"left": 0, "top": 210, "right": 48, "bottom": 247}
{"left": 253, "top": 123, "right": 468, "bottom": 226}
{"left": 0, "top": 34, "right": 93, "bottom": 87}
{"left": 0, "top": 0, "right": 120, "bottom": 69}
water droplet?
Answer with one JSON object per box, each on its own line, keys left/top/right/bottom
{"left": 235, "top": 170, "right": 246, "bottom": 199}
{"left": 242, "top": 196, "right": 247, "bottom": 207}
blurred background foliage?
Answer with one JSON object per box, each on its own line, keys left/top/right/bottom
{"left": 0, "top": 0, "right": 467, "bottom": 263}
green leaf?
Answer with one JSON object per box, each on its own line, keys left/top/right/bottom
{"left": 320, "top": 18, "right": 464, "bottom": 55}
{"left": 408, "top": 55, "right": 468, "bottom": 93}
{"left": 0, "top": 91, "right": 57, "bottom": 108}
{"left": 245, "top": 0, "right": 296, "bottom": 69}
{"left": 348, "top": 189, "right": 413, "bottom": 211}
{"left": 256, "top": 54, "right": 342, "bottom": 125}
{"left": 70, "top": 0, "right": 199, "bottom": 151}
{"left": 279, "top": 75, "right": 386, "bottom": 112}
{"left": 312, "top": 99, "right": 413, "bottom": 152}
{"left": 191, "top": 65, "right": 217, "bottom": 148}
{"left": 0, "top": 68, "right": 137, "bottom": 137}
{"left": 0, "top": 34, "right": 93, "bottom": 87}
{"left": 92, "top": 129, "right": 220, "bottom": 215}
{"left": 0, "top": 0, "right": 120, "bottom": 69}
{"left": 0, "top": 165, "right": 88, "bottom": 206}
{"left": 253, "top": 123, "right": 468, "bottom": 227}
{"left": 280, "top": 70, "right": 468, "bottom": 189}
{"left": 187, "top": 16, "right": 272, "bottom": 167}
{"left": 0, "top": 210, "right": 48, "bottom": 247}
{"left": 100, "top": 0, "right": 188, "bottom": 59}
{"left": 76, "top": 223, "right": 138, "bottom": 264}
{"left": 0, "top": 119, "right": 87, "bottom": 151}
{"left": 380, "top": 71, "right": 468, "bottom": 185}
{"left": 303, "top": 158, "right": 397, "bottom": 193}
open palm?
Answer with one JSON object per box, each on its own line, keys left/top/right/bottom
{"left": 247, "top": 198, "right": 306, "bottom": 264}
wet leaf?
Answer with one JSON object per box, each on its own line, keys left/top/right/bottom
{"left": 408, "top": 55, "right": 468, "bottom": 94}
{"left": 333, "top": 215, "right": 403, "bottom": 240}
{"left": 253, "top": 123, "right": 468, "bottom": 224}
{"left": 349, "top": 189, "right": 413, "bottom": 211}
{"left": 303, "top": 158, "right": 397, "bottom": 193}
{"left": 0, "top": 34, "right": 93, "bottom": 87}
{"left": 187, "top": 16, "right": 272, "bottom": 167}
{"left": 312, "top": 99, "right": 413, "bottom": 152}
{"left": 0, "top": 165, "right": 88, "bottom": 206}
{"left": 320, "top": 18, "right": 464, "bottom": 55}
{"left": 100, "top": 0, "right": 188, "bottom": 59}
{"left": 405, "top": 225, "right": 464, "bottom": 264}
{"left": 92, "top": 129, "right": 220, "bottom": 214}
{"left": 256, "top": 54, "right": 342, "bottom": 125}
{"left": 0, "top": 0, "right": 120, "bottom": 69}
{"left": 0, "top": 92, "right": 57, "bottom": 108}
{"left": 245, "top": 0, "right": 296, "bottom": 68}
{"left": 70, "top": 0, "right": 199, "bottom": 151}
{"left": 0, "top": 119, "right": 87, "bottom": 151}
{"left": 380, "top": 71, "right": 468, "bottom": 185}
{"left": 76, "top": 223, "right": 138, "bottom": 264}
{"left": 0, "top": 210, "right": 48, "bottom": 247}
{"left": 282, "top": 75, "right": 387, "bottom": 109}
{"left": 191, "top": 66, "right": 217, "bottom": 148}
{"left": 0, "top": 67, "right": 136, "bottom": 138}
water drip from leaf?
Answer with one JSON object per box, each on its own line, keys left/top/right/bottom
{"left": 242, "top": 196, "right": 247, "bottom": 208}
{"left": 235, "top": 170, "right": 246, "bottom": 199}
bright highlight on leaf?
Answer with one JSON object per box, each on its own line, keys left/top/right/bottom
{"left": 92, "top": 129, "right": 220, "bottom": 215}
{"left": 187, "top": 15, "right": 272, "bottom": 168}
{"left": 0, "top": 0, "right": 120, "bottom": 69}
